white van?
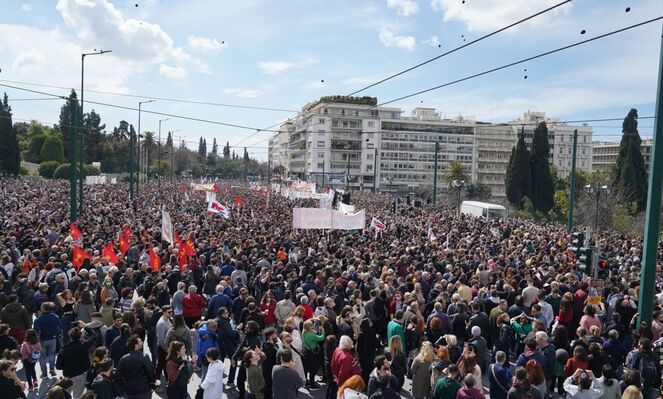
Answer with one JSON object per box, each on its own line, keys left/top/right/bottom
{"left": 460, "top": 201, "right": 508, "bottom": 220}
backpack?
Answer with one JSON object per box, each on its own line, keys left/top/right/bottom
{"left": 639, "top": 353, "right": 659, "bottom": 387}
{"left": 175, "top": 361, "right": 194, "bottom": 388}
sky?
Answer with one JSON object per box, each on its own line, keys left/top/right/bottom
{"left": 0, "top": 0, "right": 661, "bottom": 160}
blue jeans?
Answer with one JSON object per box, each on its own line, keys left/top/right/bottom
{"left": 39, "top": 338, "right": 57, "bottom": 373}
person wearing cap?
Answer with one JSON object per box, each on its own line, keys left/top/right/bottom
{"left": 468, "top": 326, "right": 487, "bottom": 372}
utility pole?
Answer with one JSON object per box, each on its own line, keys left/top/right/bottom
{"left": 69, "top": 104, "right": 78, "bottom": 222}
{"left": 567, "top": 129, "right": 578, "bottom": 231}
{"left": 373, "top": 148, "right": 378, "bottom": 193}
{"left": 346, "top": 155, "right": 350, "bottom": 191}
{"left": 129, "top": 127, "right": 134, "bottom": 200}
{"left": 638, "top": 23, "right": 663, "bottom": 326}
{"left": 432, "top": 142, "right": 439, "bottom": 205}
{"left": 80, "top": 49, "right": 112, "bottom": 214}
{"left": 157, "top": 118, "right": 170, "bottom": 189}
{"left": 321, "top": 161, "right": 325, "bottom": 187}
{"left": 267, "top": 158, "right": 271, "bottom": 184}
{"left": 137, "top": 100, "right": 155, "bottom": 198}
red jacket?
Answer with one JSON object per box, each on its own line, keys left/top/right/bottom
{"left": 331, "top": 347, "right": 360, "bottom": 386}
{"left": 260, "top": 300, "right": 277, "bottom": 325}
{"left": 182, "top": 293, "right": 205, "bottom": 318}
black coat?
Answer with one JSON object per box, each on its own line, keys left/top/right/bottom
{"left": 115, "top": 351, "right": 156, "bottom": 395}
{"left": 90, "top": 375, "right": 122, "bottom": 399}
{"left": 56, "top": 339, "right": 91, "bottom": 378}
{"left": 217, "top": 317, "right": 240, "bottom": 358}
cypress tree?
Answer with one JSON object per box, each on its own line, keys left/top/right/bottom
{"left": 57, "top": 90, "right": 80, "bottom": 161}
{"left": 211, "top": 138, "right": 218, "bottom": 157}
{"left": 529, "top": 121, "right": 554, "bottom": 213}
{"left": 505, "top": 128, "right": 531, "bottom": 209}
{"left": 613, "top": 108, "right": 647, "bottom": 210}
{"left": 0, "top": 93, "right": 20, "bottom": 175}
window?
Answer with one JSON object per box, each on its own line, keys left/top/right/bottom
{"left": 318, "top": 153, "right": 325, "bottom": 158}
{"left": 367, "top": 153, "right": 374, "bottom": 160}
{"left": 366, "top": 165, "right": 373, "bottom": 171}
{"left": 317, "top": 141, "right": 325, "bottom": 147}
{"left": 367, "top": 143, "right": 374, "bottom": 149}
{"left": 368, "top": 121, "right": 375, "bottom": 128}
{"left": 317, "top": 163, "right": 324, "bottom": 169}
{"left": 318, "top": 119, "right": 325, "bottom": 124}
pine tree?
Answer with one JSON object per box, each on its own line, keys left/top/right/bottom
{"left": 202, "top": 139, "right": 207, "bottom": 158}
{"left": 613, "top": 108, "right": 647, "bottom": 210}
{"left": 166, "top": 131, "right": 173, "bottom": 149}
{"left": 57, "top": 90, "right": 81, "bottom": 161}
{"left": 211, "top": 138, "right": 218, "bottom": 157}
{"left": 223, "top": 141, "right": 230, "bottom": 159}
{"left": 505, "top": 128, "right": 531, "bottom": 209}
{"left": 0, "top": 93, "right": 20, "bottom": 175}
{"left": 529, "top": 122, "right": 554, "bottom": 213}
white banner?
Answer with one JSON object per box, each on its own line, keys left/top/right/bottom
{"left": 192, "top": 183, "right": 218, "bottom": 191}
{"left": 338, "top": 202, "right": 355, "bottom": 215}
{"left": 206, "top": 191, "right": 217, "bottom": 203}
{"left": 292, "top": 208, "right": 365, "bottom": 230}
{"left": 162, "top": 210, "right": 173, "bottom": 244}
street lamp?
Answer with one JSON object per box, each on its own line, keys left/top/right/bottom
{"left": 166, "top": 129, "right": 180, "bottom": 182}
{"left": 137, "top": 99, "right": 156, "bottom": 197}
{"left": 155, "top": 118, "right": 170, "bottom": 187}
{"left": 452, "top": 179, "right": 466, "bottom": 216}
{"left": 80, "top": 49, "right": 111, "bottom": 213}
{"left": 586, "top": 184, "right": 610, "bottom": 230}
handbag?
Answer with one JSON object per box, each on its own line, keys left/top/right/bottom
{"left": 195, "top": 387, "right": 204, "bottom": 399}
{"left": 31, "top": 350, "right": 41, "bottom": 361}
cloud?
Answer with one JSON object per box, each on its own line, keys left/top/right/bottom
{"left": 429, "top": 0, "right": 571, "bottom": 32}
{"left": 257, "top": 57, "right": 317, "bottom": 74}
{"left": 387, "top": 0, "right": 419, "bottom": 16}
{"left": 21, "top": 4, "right": 31, "bottom": 11}
{"left": 223, "top": 88, "right": 261, "bottom": 98}
{"left": 12, "top": 49, "right": 45, "bottom": 72}
{"left": 187, "top": 35, "right": 227, "bottom": 51}
{"left": 379, "top": 29, "right": 415, "bottom": 50}
{"left": 56, "top": 0, "right": 189, "bottom": 63}
{"left": 423, "top": 35, "right": 440, "bottom": 47}
{"left": 159, "top": 64, "right": 187, "bottom": 79}
{"left": 258, "top": 61, "right": 294, "bottom": 74}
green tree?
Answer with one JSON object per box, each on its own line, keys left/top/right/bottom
{"left": 211, "top": 138, "right": 218, "bottom": 157}
{"left": 82, "top": 109, "right": 106, "bottom": 163}
{"left": 166, "top": 131, "right": 173, "bottom": 149}
{"left": 142, "top": 131, "right": 156, "bottom": 176}
{"left": 465, "top": 181, "right": 492, "bottom": 201}
{"left": 150, "top": 159, "right": 171, "bottom": 177}
{"left": 39, "top": 133, "right": 65, "bottom": 163}
{"left": 223, "top": 141, "right": 230, "bottom": 159}
{"left": 529, "top": 122, "right": 554, "bottom": 213}
{"left": 613, "top": 108, "right": 647, "bottom": 211}
{"left": 0, "top": 94, "right": 20, "bottom": 175}
{"left": 53, "top": 163, "right": 81, "bottom": 179}
{"left": 442, "top": 160, "right": 468, "bottom": 185}
{"left": 505, "top": 130, "right": 531, "bottom": 209}
{"left": 38, "top": 161, "right": 61, "bottom": 178}
{"left": 83, "top": 164, "right": 100, "bottom": 176}
{"left": 57, "top": 90, "right": 81, "bottom": 161}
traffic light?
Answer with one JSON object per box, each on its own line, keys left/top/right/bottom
{"left": 577, "top": 247, "right": 593, "bottom": 274}
{"left": 597, "top": 258, "right": 610, "bottom": 279}
{"left": 569, "top": 232, "right": 586, "bottom": 252}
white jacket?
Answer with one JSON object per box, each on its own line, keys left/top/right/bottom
{"left": 201, "top": 360, "right": 225, "bottom": 399}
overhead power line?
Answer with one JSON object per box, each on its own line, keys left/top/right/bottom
{"left": 346, "top": 0, "right": 572, "bottom": 96}
{"left": 0, "top": 79, "right": 298, "bottom": 113}
{"left": 0, "top": 83, "right": 281, "bottom": 133}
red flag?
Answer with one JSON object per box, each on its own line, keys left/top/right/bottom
{"left": 70, "top": 223, "right": 83, "bottom": 241}
{"left": 122, "top": 224, "right": 132, "bottom": 239}
{"left": 148, "top": 246, "right": 161, "bottom": 272}
{"left": 102, "top": 242, "right": 119, "bottom": 264}
{"left": 118, "top": 234, "right": 130, "bottom": 255}
{"left": 72, "top": 246, "right": 91, "bottom": 271}
{"left": 234, "top": 196, "right": 245, "bottom": 206}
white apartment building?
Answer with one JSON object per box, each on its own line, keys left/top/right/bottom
{"left": 592, "top": 139, "right": 653, "bottom": 172}
{"left": 267, "top": 99, "right": 594, "bottom": 197}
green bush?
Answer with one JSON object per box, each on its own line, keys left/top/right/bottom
{"left": 19, "top": 166, "right": 30, "bottom": 176}
{"left": 53, "top": 163, "right": 80, "bottom": 179}
{"left": 84, "top": 164, "right": 101, "bottom": 176}
{"left": 38, "top": 161, "right": 61, "bottom": 178}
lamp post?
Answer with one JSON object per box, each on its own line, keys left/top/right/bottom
{"left": 156, "top": 118, "right": 170, "bottom": 188}
{"left": 433, "top": 142, "right": 440, "bottom": 205}
{"left": 137, "top": 100, "right": 155, "bottom": 197}
{"left": 586, "top": 184, "right": 610, "bottom": 230}
{"left": 166, "top": 129, "right": 180, "bottom": 183}
{"left": 80, "top": 49, "right": 111, "bottom": 213}
{"left": 452, "top": 179, "right": 466, "bottom": 216}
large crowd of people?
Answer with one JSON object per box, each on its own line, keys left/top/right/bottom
{"left": 0, "top": 178, "right": 662, "bottom": 399}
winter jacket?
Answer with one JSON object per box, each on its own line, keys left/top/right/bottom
{"left": 0, "top": 302, "right": 32, "bottom": 332}
{"left": 217, "top": 317, "right": 240, "bottom": 357}
{"left": 367, "top": 368, "right": 399, "bottom": 397}
{"left": 0, "top": 375, "right": 25, "bottom": 399}
{"left": 165, "top": 325, "right": 193, "bottom": 355}
{"left": 331, "top": 347, "right": 360, "bottom": 386}
{"left": 56, "top": 339, "right": 91, "bottom": 377}
{"left": 34, "top": 310, "right": 62, "bottom": 340}
{"left": 457, "top": 386, "right": 485, "bottom": 399}
{"left": 182, "top": 293, "right": 205, "bottom": 319}
{"left": 115, "top": 350, "right": 156, "bottom": 395}
{"left": 507, "top": 381, "right": 542, "bottom": 399}
{"left": 90, "top": 374, "right": 122, "bottom": 399}
{"left": 196, "top": 324, "right": 220, "bottom": 366}
{"left": 432, "top": 376, "right": 461, "bottom": 399}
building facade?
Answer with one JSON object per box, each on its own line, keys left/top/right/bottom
{"left": 267, "top": 98, "right": 594, "bottom": 198}
{"left": 592, "top": 139, "right": 653, "bottom": 172}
